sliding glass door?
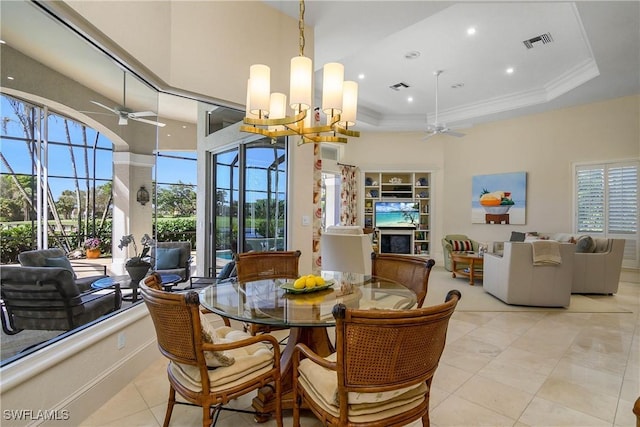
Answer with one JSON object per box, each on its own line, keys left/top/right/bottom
{"left": 211, "top": 138, "right": 287, "bottom": 273}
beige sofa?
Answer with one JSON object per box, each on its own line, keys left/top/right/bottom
{"left": 483, "top": 242, "right": 575, "bottom": 307}
{"left": 572, "top": 238, "right": 625, "bottom": 294}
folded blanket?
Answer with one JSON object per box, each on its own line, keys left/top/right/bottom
{"left": 532, "top": 240, "right": 562, "bottom": 266}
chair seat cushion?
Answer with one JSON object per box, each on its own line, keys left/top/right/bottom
{"left": 156, "top": 247, "right": 182, "bottom": 269}
{"left": 298, "top": 353, "right": 427, "bottom": 422}
{"left": 171, "top": 325, "right": 274, "bottom": 391}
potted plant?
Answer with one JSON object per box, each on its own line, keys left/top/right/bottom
{"left": 118, "top": 234, "right": 155, "bottom": 283}
{"left": 84, "top": 237, "right": 102, "bottom": 259}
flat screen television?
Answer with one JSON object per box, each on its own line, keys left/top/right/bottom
{"left": 374, "top": 201, "right": 419, "bottom": 228}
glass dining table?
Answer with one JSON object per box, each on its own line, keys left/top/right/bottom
{"left": 198, "top": 270, "right": 417, "bottom": 421}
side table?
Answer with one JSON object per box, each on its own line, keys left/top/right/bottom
{"left": 450, "top": 252, "right": 484, "bottom": 285}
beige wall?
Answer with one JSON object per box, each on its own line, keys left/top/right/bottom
{"left": 66, "top": 0, "right": 305, "bottom": 108}
{"left": 345, "top": 95, "right": 639, "bottom": 265}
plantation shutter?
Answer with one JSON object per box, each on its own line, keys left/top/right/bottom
{"left": 576, "top": 166, "right": 605, "bottom": 233}
{"left": 575, "top": 161, "right": 639, "bottom": 268}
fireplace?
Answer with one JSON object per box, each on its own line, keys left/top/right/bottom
{"left": 378, "top": 229, "right": 414, "bottom": 255}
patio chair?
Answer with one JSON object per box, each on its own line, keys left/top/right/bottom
{"left": 150, "top": 241, "right": 192, "bottom": 283}
{"left": 292, "top": 290, "right": 461, "bottom": 427}
{"left": 18, "top": 248, "right": 108, "bottom": 292}
{"left": 0, "top": 266, "right": 122, "bottom": 335}
{"left": 140, "top": 282, "right": 283, "bottom": 427}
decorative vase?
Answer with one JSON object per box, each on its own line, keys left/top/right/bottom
{"left": 125, "top": 263, "right": 151, "bottom": 284}
{"left": 86, "top": 248, "right": 101, "bottom": 259}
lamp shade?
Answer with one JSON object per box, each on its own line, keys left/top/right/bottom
{"left": 249, "top": 64, "right": 270, "bottom": 115}
{"left": 268, "top": 92, "right": 287, "bottom": 131}
{"left": 339, "top": 80, "right": 358, "bottom": 127}
{"left": 322, "top": 62, "right": 344, "bottom": 115}
{"left": 290, "top": 56, "right": 312, "bottom": 111}
{"left": 245, "top": 79, "right": 258, "bottom": 119}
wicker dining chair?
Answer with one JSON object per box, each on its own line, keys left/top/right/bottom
{"left": 371, "top": 253, "right": 436, "bottom": 308}
{"left": 292, "top": 290, "right": 461, "bottom": 427}
{"left": 140, "top": 282, "right": 283, "bottom": 427}
{"left": 234, "top": 250, "right": 301, "bottom": 335}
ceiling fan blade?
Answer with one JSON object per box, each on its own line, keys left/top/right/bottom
{"left": 129, "top": 111, "right": 156, "bottom": 118}
{"left": 131, "top": 117, "right": 166, "bottom": 127}
{"left": 444, "top": 130, "right": 466, "bottom": 137}
{"left": 90, "top": 100, "right": 118, "bottom": 114}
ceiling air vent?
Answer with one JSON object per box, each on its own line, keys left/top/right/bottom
{"left": 389, "top": 82, "right": 410, "bottom": 91}
{"left": 523, "top": 32, "right": 553, "bottom": 49}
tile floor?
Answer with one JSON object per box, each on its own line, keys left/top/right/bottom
{"left": 81, "top": 280, "right": 639, "bottom": 427}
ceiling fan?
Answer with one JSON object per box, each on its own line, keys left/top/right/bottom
{"left": 424, "top": 70, "right": 465, "bottom": 139}
{"left": 89, "top": 101, "right": 166, "bottom": 127}
{"left": 86, "top": 72, "right": 166, "bottom": 127}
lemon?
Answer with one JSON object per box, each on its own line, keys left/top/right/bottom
{"left": 305, "top": 277, "right": 317, "bottom": 288}
{"left": 293, "top": 277, "right": 306, "bottom": 289}
{"left": 315, "top": 276, "right": 326, "bottom": 286}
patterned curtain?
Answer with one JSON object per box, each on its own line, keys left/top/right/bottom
{"left": 340, "top": 164, "right": 359, "bottom": 225}
{"left": 312, "top": 142, "right": 322, "bottom": 273}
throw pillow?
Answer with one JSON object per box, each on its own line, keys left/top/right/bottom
{"left": 449, "top": 239, "right": 473, "bottom": 251}
{"left": 217, "top": 261, "right": 236, "bottom": 281}
{"left": 575, "top": 235, "right": 596, "bottom": 253}
{"left": 44, "top": 256, "right": 77, "bottom": 279}
{"left": 199, "top": 312, "right": 235, "bottom": 367}
{"left": 156, "top": 247, "right": 181, "bottom": 270}
{"left": 509, "top": 231, "right": 526, "bottom": 242}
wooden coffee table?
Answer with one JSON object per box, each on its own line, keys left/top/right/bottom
{"left": 450, "top": 252, "right": 484, "bottom": 285}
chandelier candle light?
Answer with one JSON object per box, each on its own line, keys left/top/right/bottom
{"left": 241, "top": 0, "right": 359, "bottom": 145}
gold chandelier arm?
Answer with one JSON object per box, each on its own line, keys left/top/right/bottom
{"left": 243, "top": 109, "right": 307, "bottom": 126}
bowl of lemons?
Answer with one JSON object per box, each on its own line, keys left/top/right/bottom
{"left": 280, "top": 275, "right": 335, "bottom": 294}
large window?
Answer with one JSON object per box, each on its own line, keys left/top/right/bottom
{"left": 1, "top": 94, "right": 113, "bottom": 260}
{"left": 575, "top": 161, "right": 639, "bottom": 267}
{"left": 211, "top": 138, "right": 287, "bottom": 273}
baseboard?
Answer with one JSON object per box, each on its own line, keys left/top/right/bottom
{"left": 64, "top": 339, "right": 160, "bottom": 425}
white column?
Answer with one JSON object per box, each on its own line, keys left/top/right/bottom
{"left": 112, "top": 152, "right": 155, "bottom": 274}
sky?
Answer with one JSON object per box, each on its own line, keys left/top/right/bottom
{"left": 1, "top": 95, "right": 196, "bottom": 199}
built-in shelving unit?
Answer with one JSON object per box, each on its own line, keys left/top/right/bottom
{"left": 363, "top": 171, "right": 431, "bottom": 256}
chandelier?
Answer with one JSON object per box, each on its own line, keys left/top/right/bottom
{"left": 240, "top": 0, "right": 359, "bottom": 145}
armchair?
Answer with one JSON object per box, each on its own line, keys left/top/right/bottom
{"left": 1, "top": 266, "right": 122, "bottom": 335}
{"left": 18, "top": 248, "right": 107, "bottom": 292}
{"left": 292, "top": 291, "right": 461, "bottom": 426}
{"left": 483, "top": 242, "right": 575, "bottom": 307}
{"left": 441, "top": 234, "right": 480, "bottom": 271}
{"left": 150, "top": 241, "right": 192, "bottom": 283}
{"left": 572, "top": 238, "right": 625, "bottom": 294}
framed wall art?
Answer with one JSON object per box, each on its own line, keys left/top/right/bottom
{"left": 471, "top": 172, "right": 527, "bottom": 224}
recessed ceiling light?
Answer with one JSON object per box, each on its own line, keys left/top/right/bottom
{"left": 404, "top": 51, "right": 420, "bottom": 60}
{"left": 182, "top": 125, "right": 187, "bottom": 129}
{"left": 358, "top": 73, "right": 365, "bottom": 80}
{"left": 407, "top": 96, "right": 413, "bottom": 103}
{"left": 167, "top": 134, "right": 171, "bottom": 137}
{"left": 7, "top": 76, "right": 14, "bottom": 80}
{"left": 467, "top": 27, "right": 476, "bottom": 35}
{"left": 0, "top": 40, "right": 6, "bottom": 44}
{"left": 506, "top": 67, "right": 515, "bottom": 74}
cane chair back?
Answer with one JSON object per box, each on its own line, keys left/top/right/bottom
{"left": 234, "top": 250, "right": 301, "bottom": 335}
{"left": 293, "top": 290, "right": 461, "bottom": 427}
{"left": 371, "top": 253, "right": 435, "bottom": 308}
{"left": 234, "top": 250, "right": 301, "bottom": 282}
{"left": 140, "top": 283, "right": 282, "bottom": 427}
